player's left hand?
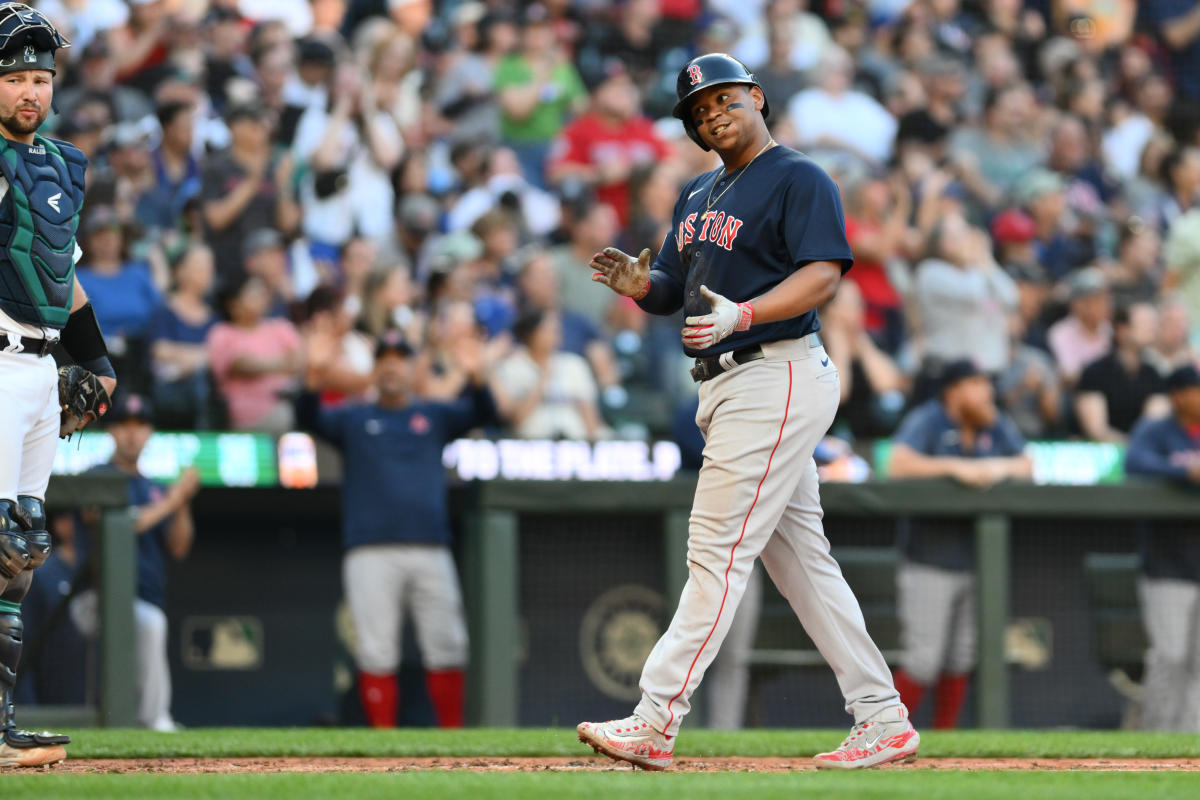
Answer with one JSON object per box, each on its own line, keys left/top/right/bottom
{"left": 681, "top": 285, "right": 753, "bottom": 350}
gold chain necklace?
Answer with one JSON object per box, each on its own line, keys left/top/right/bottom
{"left": 705, "top": 138, "right": 777, "bottom": 217}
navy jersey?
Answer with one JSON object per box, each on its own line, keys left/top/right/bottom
{"left": 892, "top": 400, "right": 1026, "bottom": 570}
{"left": 637, "top": 146, "right": 853, "bottom": 357}
{"left": 1125, "top": 415, "right": 1200, "bottom": 582}
{"left": 83, "top": 464, "right": 173, "bottom": 610}
{"left": 297, "top": 387, "right": 497, "bottom": 550}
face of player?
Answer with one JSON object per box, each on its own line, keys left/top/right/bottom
{"left": 952, "top": 375, "right": 997, "bottom": 429}
{"left": 1172, "top": 386, "right": 1200, "bottom": 424}
{"left": 689, "top": 83, "right": 767, "bottom": 158}
{"left": 0, "top": 70, "right": 52, "bottom": 143}
{"left": 109, "top": 419, "right": 153, "bottom": 466}
{"left": 375, "top": 350, "right": 414, "bottom": 402}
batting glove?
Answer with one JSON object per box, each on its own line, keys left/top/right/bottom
{"left": 681, "top": 285, "right": 753, "bottom": 350}
{"left": 590, "top": 247, "right": 651, "bottom": 300}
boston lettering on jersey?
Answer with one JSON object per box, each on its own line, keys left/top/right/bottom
{"left": 676, "top": 211, "right": 745, "bottom": 252}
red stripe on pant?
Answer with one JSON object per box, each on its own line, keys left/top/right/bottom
{"left": 664, "top": 363, "right": 793, "bottom": 733}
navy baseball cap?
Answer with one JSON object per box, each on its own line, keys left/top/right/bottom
{"left": 106, "top": 392, "right": 154, "bottom": 425}
{"left": 1166, "top": 364, "right": 1200, "bottom": 393}
{"left": 375, "top": 329, "right": 415, "bottom": 358}
{"left": 939, "top": 359, "right": 984, "bottom": 393}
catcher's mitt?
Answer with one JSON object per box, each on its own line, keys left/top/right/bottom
{"left": 57, "top": 365, "right": 111, "bottom": 439}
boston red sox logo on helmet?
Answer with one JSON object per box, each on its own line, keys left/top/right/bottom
{"left": 687, "top": 64, "right": 702, "bottom": 85}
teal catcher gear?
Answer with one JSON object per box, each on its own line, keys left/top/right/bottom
{"left": 0, "top": 137, "right": 87, "bottom": 328}
{"left": 0, "top": 3, "right": 69, "bottom": 75}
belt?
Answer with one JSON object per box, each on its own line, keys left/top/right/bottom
{"left": 690, "top": 345, "right": 765, "bottom": 382}
{"left": 2, "top": 331, "right": 58, "bottom": 357}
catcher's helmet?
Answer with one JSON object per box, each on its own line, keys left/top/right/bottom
{"left": 0, "top": 2, "right": 68, "bottom": 75}
{"left": 672, "top": 53, "right": 769, "bottom": 151}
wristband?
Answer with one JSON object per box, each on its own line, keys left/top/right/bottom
{"left": 735, "top": 302, "right": 754, "bottom": 331}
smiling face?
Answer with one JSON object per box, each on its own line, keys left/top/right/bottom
{"left": 687, "top": 82, "right": 767, "bottom": 156}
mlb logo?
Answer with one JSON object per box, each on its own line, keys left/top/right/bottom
{"left": 688, "top": 64, "right": 703, "bottom": 85}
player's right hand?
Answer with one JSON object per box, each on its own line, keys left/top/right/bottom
{"left": 590, "top": 247, "right": 651, "bottom": 300}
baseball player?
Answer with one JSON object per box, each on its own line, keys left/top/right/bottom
{"left": 0, "top": 3, "right": 116, "bottom": 768}
{"left": 1125, "top": 364, "right": 1200, "bottom": 731}
{"left": 577, "top": 53, "right": 919, "bottom": 770}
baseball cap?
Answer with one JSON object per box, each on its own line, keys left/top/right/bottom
{"left": 296, "top": 37, "right": 336, "bottom": 66}
{"left": 1166, "top": 364, "right": 1200, "bottom": 393}
{"left": 939, "top": 358, "right": 984, "bottom": 393}
{"left": 990, "top": 208, "right": 1037, "bottom": 246}
{"left": 374, "top": 329, "right": 415, "bottom": 358}
{"left": 82, "top": 205, "right": 123, "bottom": 237}
{"left": 225, "top": 102, "right": 269, "bottom": 126}
{"left": 242, "top": 227, "right": 285, "bottom": 259}
{"left": 106, "top": 392, "right": 154, "bottom": 425}
{"left": 1067, "top": 267, "right": 1108, "bottom": 301}
{"left": 1015, "top": 169, "right": 1066, "bottom": 206}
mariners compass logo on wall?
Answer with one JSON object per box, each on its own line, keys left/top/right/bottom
{"left": 579, "top": 585, "right": 663, "bottom": 701}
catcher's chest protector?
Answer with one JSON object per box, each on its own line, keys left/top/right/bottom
{"left": 0, "top": 135, "right": 86, "bottom": 329}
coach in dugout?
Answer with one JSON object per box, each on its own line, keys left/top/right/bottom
{"left": 886, "top": 359, "right": 1032, "bottom": 728}
{"left": 297, "top": 330, "right": 497, "bottom": 728}
{"left": 1125, "top": 364, "right": 1200, "bottom": 732}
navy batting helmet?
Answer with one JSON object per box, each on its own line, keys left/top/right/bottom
{"left": 0, "top": 2, "right": 68, "bottom": 75}
{"left": 672, "top": 53, "right": 769, "bottom": 151}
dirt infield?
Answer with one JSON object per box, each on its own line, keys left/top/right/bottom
{"left": 46, "top": 756, "right": 1200, "bottom": 774}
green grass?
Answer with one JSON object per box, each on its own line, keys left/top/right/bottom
{"left": 57, "top": 727, "right": 1200, "bottom": 759}
{"left": 5, "top": 771, "right": 1199, "bottom": 800}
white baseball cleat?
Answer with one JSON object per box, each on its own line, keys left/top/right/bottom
{"left": 813, "top": 704, "right": 920, "bottom": 770}
{"left": 577, "top": 714, "right": 675, "bottom": 770}
{"left": 0, "top": 742, "right": 67, "bottom": 768}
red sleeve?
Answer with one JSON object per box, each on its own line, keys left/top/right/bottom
{"left": 549, "top": 118, "right": 593, "bottom": 169}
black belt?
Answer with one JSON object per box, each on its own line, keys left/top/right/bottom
{"left": 3, "top": 334, "right": 58, "bottom": 357}
{"left": 690, "top": 345, "right": 765, "bottom": 382}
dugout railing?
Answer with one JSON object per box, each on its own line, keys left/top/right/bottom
{"left": 21, "top": 471, "right": 138, "bottom": 729}
{"left": 463, "top": 477, "right": 1198, "bottom": 729}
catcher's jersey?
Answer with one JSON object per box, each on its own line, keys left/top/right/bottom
{"left": 637, "top": 146, "right": 853, "bottom": 357}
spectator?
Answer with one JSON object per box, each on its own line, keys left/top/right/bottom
{"left": 546, "top": 63, "right": 671, "bottom": 229}
{"left": 292, "top": 61, "right": 402, "bottom": 254}
{"left": 148, "top": 244, "right": 219, "bottom": 430}
{"left": 550, "top": 198, "right": 623, "bottom": 330}
{"left": 433, "top": 3, "right": 510, "bottom": 144}
{"left": 787, "top": 45, "right": 897, "bottom": 165}
{"left": 1020, "top": 168, "right": 1094, "bottom": 282}
{"left": 1047, "top": 266, "right": 1113, "bottom": 385}
{"left": 75, "top": 206, "right": 163, "bottom": 396}
{"left": 1151, "top": 294, "right": 1193, "bottom": 372}
{"left": 733, "top": 0, "right": 830, "bottom": 72}
{"left": 301, "top": 284, "right": 375, "bottom": 406}
{"left": 297, "top": 330, "right": 497, "bottom": 728}
{"left": 888, "top": 359, "right": 1033, "bottom": 729}
{"left": 72, "top": 394, "right": 200, "bottom": 731}
{"left": 141, "top": 100, "right": 201, "bottom": 242}
{"left": 1124, "top": 364, "right": 1200, "bottom": 731}
{"left": 206, "top": 274, "right": 303, "bottom": 432}
{"left": 842, "top": 173, "right": 914, "bottom": 354}
{"left": 1155, "top": 146, "right": 1200, "bottom": 233}
{"left": 996, "top": 295, "right": 1063, "bottom": 440}
{"left": 822, "top": 280, "right": 908, "bottom": 440}
{"left": 515, "top": 250, "right": 622, "bottom": 399}
{"left": 1165, "top": 210, "right": 1200, "bottom": 343}
{"left": 446, "top": 146, "right": 562, "bottom": 239}
{"left": 1107, "top": 218, "right": 1163, "bottom": 307}
{"left": 1145, "top": 1, "right": 1200, "bottom": 102}
{"left": 947, "top": 83, "right": 1043, "bottom": 208}
{"left": 913, "top": 213, "right": 1019, "bottom": 374}
{"left": 241, "top": 228, "right": 294, "bottom": 318}
{"left": 1075, "top": 302, "right": 1169, "bottom": 443}
{"left": 493, "top": 3, "right": 586, "bottom": 188}
{"left": 201, "top": 103, "right": 299, "bottom": 281}
{"left": 491, "top": 307, "right": 606, "bottom": 440}
{"left": 360, "top": 264, "right": 424, "bottom": 343}
{"left": 54, "top": 37, "right": 154, "bottom": 124}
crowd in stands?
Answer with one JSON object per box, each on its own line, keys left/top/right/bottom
{"left": 38, "top": 0, "right": 1200, "bottom": 451}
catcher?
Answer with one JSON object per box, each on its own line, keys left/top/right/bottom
{"left": 0, "top": 4, "right": 115, "bottom": 768}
